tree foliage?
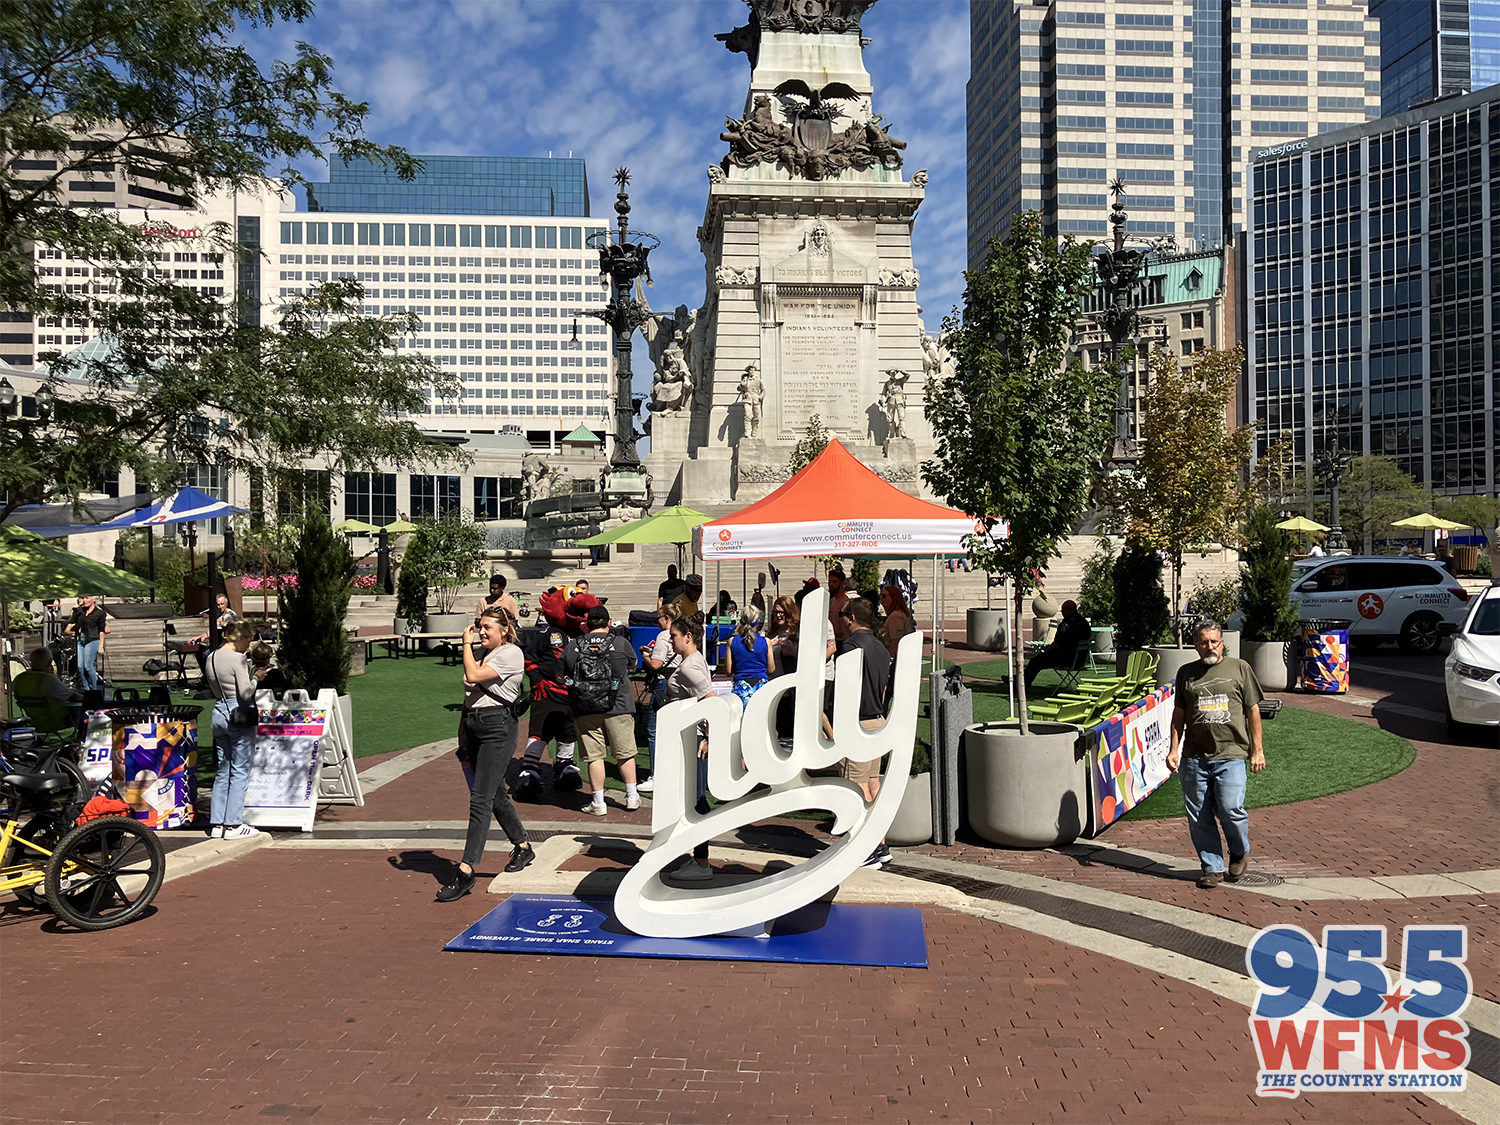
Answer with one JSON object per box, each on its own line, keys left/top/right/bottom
{"left": 420, "top": 511, "right": 488, "bottom": 615}
{"left": 787, "top": 413, "right": 832, "bottom": 476}
{"left": 394, "top": 532, "right": 429, "bottom": 623}
{"left": 921, "top": 213, "right": 1118, "bottom": 729}
{"left": 1111, "top": 542, "right": 1171, "bottom": 652}
{"left": 1106, "top": 346, "right": 1253, "bottom": 634}
{"left": 277, "top": 507, "right": 353, "bottom": 694}
{"left": 1239, "top": 506, "right": 1300, "bottom": 642}
{"left": 0, "top": 0, "right": 457, "bottom": 519}
{"left": 1076, "top": 536, "right": 1116, "bottom": 626}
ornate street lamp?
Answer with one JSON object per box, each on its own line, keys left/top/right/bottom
{"left": 1314, "top": 443, "right": 1351, "bottom": 553}
{"left": 586, "top": 168, "right": 659, "bottom": 496}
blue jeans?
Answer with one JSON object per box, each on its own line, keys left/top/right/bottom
{"left": 77, "top": 639, "right": 102, "bottom": 692}
{"left": 644, "top": 683, "right": 669, "bottom": 775}
{"left": 210, "top": 700, "right": 257, "bottom": 826}
{"left": 1179, "top": 756, "right": 1249, "bottom": 873}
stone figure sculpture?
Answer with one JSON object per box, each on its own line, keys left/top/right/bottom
{"left": 706, "top": 165, "right": 726, "bottom": 184}
{"left": 651, "top": 338, "right": 694, "bottom": 415}
{"left": 879, "top": 267, "right": 919, "bottom": 287}
{"left": 737, "top": 362, "right": 765, "bottom": 439}
{"left": 721, "top": 92, "right": 906, "bottom": 181}
{"left": 880, "top": 369, "right": 909, "bottom": 440}
{"left": 520, "top": 455, "right": 568, "bottom": 513}
{"left": 920, "top": 329, "right": 943, "bottom": 380}
{"left": 911, "top": 168, "right": 929, "bottom": 188}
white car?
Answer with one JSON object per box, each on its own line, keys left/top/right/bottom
{"left": 1288, "top": 555, "right": 1471, "bottom": 653}
{"left": 1441, "top": 586, "right": 1500, "bottom": 735}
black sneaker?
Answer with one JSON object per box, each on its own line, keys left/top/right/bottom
{"left": 505, "top": 844, "right": 536, "bottom": 873}
{"left": 554, "top": 761, "right": 583, "bottom": 791}
{"left": 861, "top": 844, "right": 893, "bottom": 869}
{"left": 436, "top": 868, "right": 477, "bottom": 902}
{"left": 514, "top": 767, "right": 543, "bottom": 801}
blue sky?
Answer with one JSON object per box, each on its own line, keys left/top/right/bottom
{"left": 241, "top": 0, "right": 971, "bottom": 331}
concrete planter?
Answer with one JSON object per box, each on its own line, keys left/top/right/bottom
{"left": 347, "top": 639, "right": 367, "bottom": 677}
{"left": 964, "top": 721, "right": 1086, "bottom": 848}
{"left": 887, "top": 772, "right": 933, "bottom": 846}
{"left": 1091, "top": 625, "right": 1115, "bottom": 654}
{"left": 1148, "top": 645, "right": 1201, "bottom": 689}
{"left": 965, "top": 608, "right": 1007, "bottom": 652}
{"left": 1243, "top": 639, "right": 1294, "bottom": 692}
{"left": 393, "top": 617, "right": 413, "bottom": 636}
{"left": 423, "top": 612, "right": 470, "bottom": 652}
{"left": 1222, "top": 629, "right": 1241, "bottom": 660}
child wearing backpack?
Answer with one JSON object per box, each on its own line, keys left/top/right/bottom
{"left": 563, "top": 605, "right": 640, "bottom": 816}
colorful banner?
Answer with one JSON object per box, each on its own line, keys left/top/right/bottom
{"left": 1084, "top": 685, "right": 1174, "bottom": 836}
{"left": 1301, "top": 627, "right": 1350, "bottom": 693}
{"left": 110, "top": 713, "right": 199, "bottom": 830}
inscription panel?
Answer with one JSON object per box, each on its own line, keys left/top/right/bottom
{"left": 778, "top": 288, "right": 862, "bottom": 434}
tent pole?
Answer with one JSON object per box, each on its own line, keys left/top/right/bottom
{"left": 931, "top": 555, "right": 940, "bottom": 672}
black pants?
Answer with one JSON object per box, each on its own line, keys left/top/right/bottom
{"left": 462, "top": 707, "right": 527, "bottom": 867}
{"left": 694, "top": 754, "right": 710, "bottom": 860}
{"left": 1024, "top": 649, "right": 1071, "bottom": 688}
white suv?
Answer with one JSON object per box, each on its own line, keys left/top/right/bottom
{"left": 1289, "top": 556, "right": 1471, "bottom": 653}
{"left": 1440, "top": 586, "right": 1500, "bottom": 734}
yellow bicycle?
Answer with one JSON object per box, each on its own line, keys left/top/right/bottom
{"left": 1, "top": 743, "right": 164, "bottom": 931}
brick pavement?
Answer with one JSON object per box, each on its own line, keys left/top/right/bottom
{"left": 0, "top": 848, "right": 1471, "bottom": 1125}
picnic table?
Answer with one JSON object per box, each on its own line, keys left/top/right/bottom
{"left": 400, "top": 631, "right": 467, "bottom": 664}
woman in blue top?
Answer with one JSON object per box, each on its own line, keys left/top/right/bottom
{"left": 726, "top": 610, "right": 774, "bottom": 707}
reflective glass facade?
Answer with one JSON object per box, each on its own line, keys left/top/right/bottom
{"left": 1247, "top": 89, "right": 1496, "bottom": 496}
{"left": 308, "top": 155, "right": 590, "bottom": 217}
{"left": 1374, "top": 0, "right": 1500, "bottom": 115}
{"left": 966, "top": 1, "right": 1379, "bottom": 267}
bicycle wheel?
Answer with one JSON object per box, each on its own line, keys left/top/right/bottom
{"left": 45, "top": 816, "right": 165, "bottom": 931}
{"left": 1, "top": 814, "right": 71, "bottom": 907}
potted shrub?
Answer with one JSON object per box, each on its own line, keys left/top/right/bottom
{"left": 922, "top": 212, "right": 1120, "bottom": 848}
{"left": 1106, "top": 346, "right": 1252, "bottom": 687}
{"left": 1111, "top": 542, "right": 1171, "bottom": 673}
{"left": 886, "top": 738, "right": 932, "bottom": 846}
{"left": 419, "top": 511, "right": 487, "bottom": 647}
{"left": 279, "top": 509, "right": 355, "bottom": 706}
{"left": 1077, "top": 535, "right": 1116, "bottom": 656}
{"left": 394, "top": 532, "right": 429, "bottom": 635}
{"left": 1240, "top": 505, "right": 1301, "bottom": 690}
{"left": 1187, "top": 574, "right": 1243, "bottom": 658}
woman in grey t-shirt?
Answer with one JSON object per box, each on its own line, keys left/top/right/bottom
{"left": 437, "top": 607, "right": 535, "bottom": 902}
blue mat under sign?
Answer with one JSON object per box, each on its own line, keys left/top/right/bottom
{"left": 444, "top": 894, "right": 928, "bottom": 968}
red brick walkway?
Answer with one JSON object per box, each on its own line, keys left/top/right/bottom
{"left": 0, "top": 848, "right": 1469, "bottom": 1125}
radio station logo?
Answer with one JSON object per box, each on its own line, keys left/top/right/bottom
{"left": 1247, "top": 924, "right": 1471, "bottom": 1098}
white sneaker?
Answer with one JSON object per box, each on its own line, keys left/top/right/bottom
{"left": 223, "top": 824, "right": 262, "bottom": 840}
{"left": 669, "top": 859, "right": 713, "bottom": 881}
{"left": 626, "top": 793, "right": 641, "bottom": 811}
{"left": 583, "top": 801, "right": 608, "bottom": 816}
{"left": 637, "top": 777, "right": 655, "bottom": 793}
{"left": 207, "top": 825, "right": 224, "bottom": 839}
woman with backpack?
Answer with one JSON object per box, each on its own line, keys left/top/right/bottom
{"left": 438, "top": 606, "right": 535, "bottom": 903}
{"left": 726, "top": 610, "right": 775, "bottom": 707}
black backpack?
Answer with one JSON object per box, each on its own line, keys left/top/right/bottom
{"left": 566, "top": 635, "right": 619, "bottom": 715}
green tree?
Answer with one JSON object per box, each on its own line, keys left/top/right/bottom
{"left": 1111, "top": 542, "right": 1171, "bottom": 652}
{"left": 1076, "top": 535, "right": 1116, "bottom": 626}
{"left": 1107, "top": 346, "right": 1253, "bottom": 641}
{"left": 421, "top": 511, "right": 487, "bottom": 615}
{"left": 787, "top": 413, "right": 831, "bottom": 476}
{"left": 277, "top": 508, "right": 354, "bottom": 694}
{"left": 394, "top": 532, "right": 429, "bottom": 624}
{"left": 922, "top": 212, "right": 1118, "bottom": 730}
{"left": 0, "top": 0, "right": 457, "bottom": 519}
{"left": 1436, "top": 494, "right": 1500, "bottom": 540}
{"left": 1239, "top": 506, "right": 1300, "bottom": 642}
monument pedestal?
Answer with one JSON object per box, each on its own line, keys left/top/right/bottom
{"left": 683, "top": 446, "right": 733, "bottom": 508}
{"left": 646, "top": 412, "right": 691, "bottom": 502}
{"left": 883, "top": 438, "right": 917, "bottom": 462}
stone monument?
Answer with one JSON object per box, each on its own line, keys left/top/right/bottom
{"left": 645, "top": 0, "right": 935, "bottom": 504}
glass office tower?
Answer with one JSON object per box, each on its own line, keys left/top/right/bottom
{"left": 308, "top": 155, "right": 590, "bottom": 217}
{"left": 967, "top": 0, "right": 1381, "bottom": 267}
{"left": 1246, "top": 88, "right": 1496, "bottom": 496}
{"left": 1374, "top": 0, "right": 1500, "bottom": 116}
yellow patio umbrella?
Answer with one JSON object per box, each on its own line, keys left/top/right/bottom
{"left": 332, "top": 518, "right": 380, "bottom": 534}
{"left": 1391, "top": 513, "right": 1465, "bottom": 531}
{"left": 1275, "top": 516, "right": 1330, "bottom": 532}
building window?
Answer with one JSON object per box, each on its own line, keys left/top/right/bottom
{"left": 1181, "top": 310, "right": 1205, "bottom": 330}
{"left": 280, "top": 221, "right": 302, "bottom": 245}
{"left": 510, "top": 225, "right": 532, "bottom": 248}
{"left": 382, "top": 223, "right": 405, "bottom": 247}
{"left": 346, "top": 472, "right": 396, "bottom": 526}
{"left": 484, "top": 225, "right": 506, "bottom": 248}
{"left": 358, "top": 222, "right": 380, "bottom": 246}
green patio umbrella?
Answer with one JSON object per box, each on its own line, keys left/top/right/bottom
{"left": 576, "top": 505, "right": 711, "bottom": 546}
{"left": 1275, "top": 516, "right": 1330, "bottom": 533}
{"left": 1391, "top": 513, "right": 1465, "bottom": 531}
{"left": 332, "top": 518, "right": 380, "bottom": 534}
{"left": 1, "top": 525, "right": 154, "bottom": 714}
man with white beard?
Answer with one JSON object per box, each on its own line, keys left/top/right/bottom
{"left": 1166, "top": 619, "right": 1267, "bottom": 889}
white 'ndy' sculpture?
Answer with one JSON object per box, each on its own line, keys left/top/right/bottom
{"left": 614, "top": 587, "right": 922, "bottom": 939}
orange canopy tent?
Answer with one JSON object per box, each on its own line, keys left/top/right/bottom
{"left": 692, "top": 439, "right": 985, "bottom": 561}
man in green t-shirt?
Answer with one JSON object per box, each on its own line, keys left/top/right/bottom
{"left": 1167, "top": 619, "right": 1266, "bottom": 889}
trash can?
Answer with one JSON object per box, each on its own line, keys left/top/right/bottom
{"left": 1452, "top": 544, "right": 1479, "bottom": 574}
{"left": 102, "top": 704, "right": 204, "bottom": 829}
{"left": 1300, "top": 619, "right": 1351, "bottom": 694}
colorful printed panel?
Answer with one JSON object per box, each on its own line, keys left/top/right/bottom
{"left": 112, "top": 716, "right": 199, "bottom": 829}
{"left": 1084, "top": 686, "right": 1174, "bottom": 835}
{"left": 1301, "top": 627, "right": 1350, "bottom": 694}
